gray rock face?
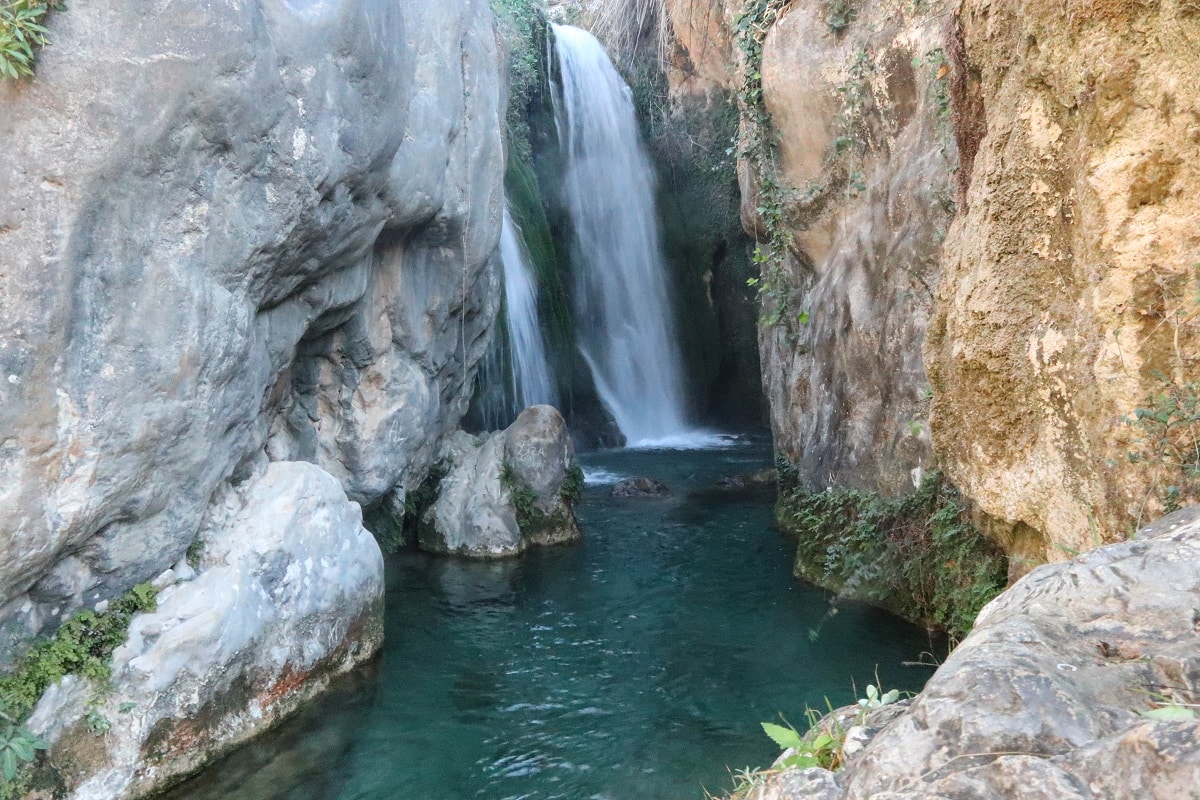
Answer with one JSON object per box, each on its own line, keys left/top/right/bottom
{"left": 751, "top": 5, "right": 953, "bottom": 498}
{"left": 0, "top": 0, "right": 504, "bottom": 656}
{"left": 26, "top": 461, "right": 384, "bottom": 800}
{"left": 504, "top": 405, "right": 575, "bottom": 499}
{"left": 756, "top": 506, "right": 1200, "bottom": 799}
{"left": 420, "top": 431, "right": 523, "bottom": 557}
{"left": 420, "top": 406, "right": 581, "bottom": 556}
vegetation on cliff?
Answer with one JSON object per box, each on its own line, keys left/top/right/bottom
{"left": 777, "top": 472, "right": 1006, "bottom": 638}
{"left": 0, "top": 582, "right": 158, "bottom": 797}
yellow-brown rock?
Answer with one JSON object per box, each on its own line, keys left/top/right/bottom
{"left": 926, "top": 0, "right": 1200, "bottom": 566}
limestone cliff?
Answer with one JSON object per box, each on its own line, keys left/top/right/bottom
{"left": 0, "top": 0, "right": 504, "bottom": 795}
{"left": 751, "top": 0, "right": 954, "bottom": 495}
{"left": 927, "top": 0, "right": 1200, "bottom": 566}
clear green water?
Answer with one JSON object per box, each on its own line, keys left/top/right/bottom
{"left": 165, "top": 442, "right": 939, "bottom": 800}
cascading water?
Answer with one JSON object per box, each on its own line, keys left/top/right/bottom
{"left": 552, "top": 24, "right": 694, "bottom": 447}
{"left": 477, "top": 207, "right": 558, "bottom": 430}
{"left": 500, "top": 206, "right": 558, "bottom": 412}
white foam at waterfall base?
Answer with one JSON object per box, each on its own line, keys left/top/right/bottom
{"left": 553, "top": 24, "right": 704, "bottom": 447}
{"left": 623, "top": 431, "right": 746, "bottom": 450}
{"left": 582, "top": 468, "right": 624, "bottom": 486}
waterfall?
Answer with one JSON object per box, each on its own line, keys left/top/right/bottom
{"left": 552, "top": 23, "right": 693, "bottom": 448}
{"left": 500, "top": 206, "right": 558, "bottom": 413}
{"left": 478, "top": 207, "right": 558, "bottom": 430}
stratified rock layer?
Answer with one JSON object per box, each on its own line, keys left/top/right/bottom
{"left": 749, "top": 506, "right": 1200, "bottom": 800}
{"left": 0, "top": 0, "right": 503, "bottom": 650}
{"left": 926, "top": 0, "right": 1200, "bottom": 563}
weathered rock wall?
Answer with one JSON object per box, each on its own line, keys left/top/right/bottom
{"left": 0, "top": 0, "right": 503, "bottom": 651}
{"left": 668, "top": 0, "right": 1200, "bottom": 565}
{"left": 747, "top": 1, "right": 956, "bottom": 495}
{"left": 926, "top": 0, "right": 1200, "bottom": 565}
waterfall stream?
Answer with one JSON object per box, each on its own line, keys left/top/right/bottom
{"left": 476, "top": 207, "right": 559, "bottom": 430}
{"left": 552, "top": 24, "right": 695, "bottom": 447}
{"left": 500, "top": 206, "right": 558, "bottom": 413}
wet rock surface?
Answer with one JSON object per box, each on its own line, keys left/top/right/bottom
{"left": 752, "top": 506, "right": 1200, "bottom": 799}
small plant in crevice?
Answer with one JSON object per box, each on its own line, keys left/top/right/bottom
{"left": 732, "top": 0, "right": 798, "bottom": 329}
{"left": 0, "top": 705, "right": 45, "bottom": 798}
{"left": 396, "top": 466, "right": 447, "bottom": 549}
{"left": 500, "top": 461, "right": 542, "bottom": 531}
{"left": 722, "top": 683, "right": 900, "bottom": 797}
{"left": 490, "top": 0, "right": 548, "bottom": 167}
{"left": 823, "top": 0, "right": 857, "bottom": 35}
{"left": 500, "top": 461, "right": 581, "bottom": 534}
{"left": 777, "top": 472, "right": 1006, "bottom": 638}
{"left": 185, "top": 538, "right": 205, "bottom": 570}
{"left": 559, "top": 462, "right": 585, "bottom": 506}
{"left": 0, "top": 0, "right": 63, "bottom": 80}
{"left": 0, "top": 582, "right": 158, "bottom": 798}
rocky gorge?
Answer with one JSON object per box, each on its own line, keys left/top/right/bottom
{"left": 1, "top": 0, "right": 1198, "bottom": 798}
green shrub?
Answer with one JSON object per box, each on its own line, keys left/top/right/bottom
{"left": 1126, "top": 380, "right": 1200, "bottom": 519}
{"left": 500, "top": 462, "right": 541, "bottom": 531}
{"left": 490, "top": 0, "right": 547, "bottom": 167}
{"left": 0, "top": 581, "right": 157, "bottom": 797}
{"left": 0, "top": 582, "right": 158, "bottom": 721}
{"left": 777, "top": 473, "right": 1006, "bottom": 638}
{"left": 0, "top": 1, "right": 63, "bottom": 80}
{"left": 559, "top": 462, "right": 584, "bottom": 506}
{"left": 823, "top": 0, "right": 857, "bottom": 34}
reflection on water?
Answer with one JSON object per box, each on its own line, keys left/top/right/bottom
{"left": 166, "top": 440, "right": 940, "bottom": 800}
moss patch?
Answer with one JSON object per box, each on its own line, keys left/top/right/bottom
{"left": 777, "top": 473, "right": 1006, "bottom": 638}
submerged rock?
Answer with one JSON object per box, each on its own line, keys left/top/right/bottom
{"left": 716, "top": 469, "right": 777, "bottom": 490}
{"left": 611, "top": 477, "right": 671, "bottom": 498}
{"left": 420, "top": 406, "right": 582, "bottom": 557}
{"left": 26, "top": 462, "right": 384, "bottom": 800}
{"left": 751, "top": 506, "right": 1200, "bottom": 799}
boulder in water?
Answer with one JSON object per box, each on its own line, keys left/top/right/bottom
{"left": 26, "top": 462, "right": 384, "bottom": 800}
{"left": 611, "top": 477, "right": 671, "bottom": 498}
{"left": 420, "top": 406, "right": 582, "bottom": 556}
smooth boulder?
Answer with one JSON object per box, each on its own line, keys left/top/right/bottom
{"left": 27, "top": 462, "right": 385, "bottom": 800}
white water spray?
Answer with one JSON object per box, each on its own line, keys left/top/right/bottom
{"left": 552, "top": 24, "right": 697, "bottom": 447}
